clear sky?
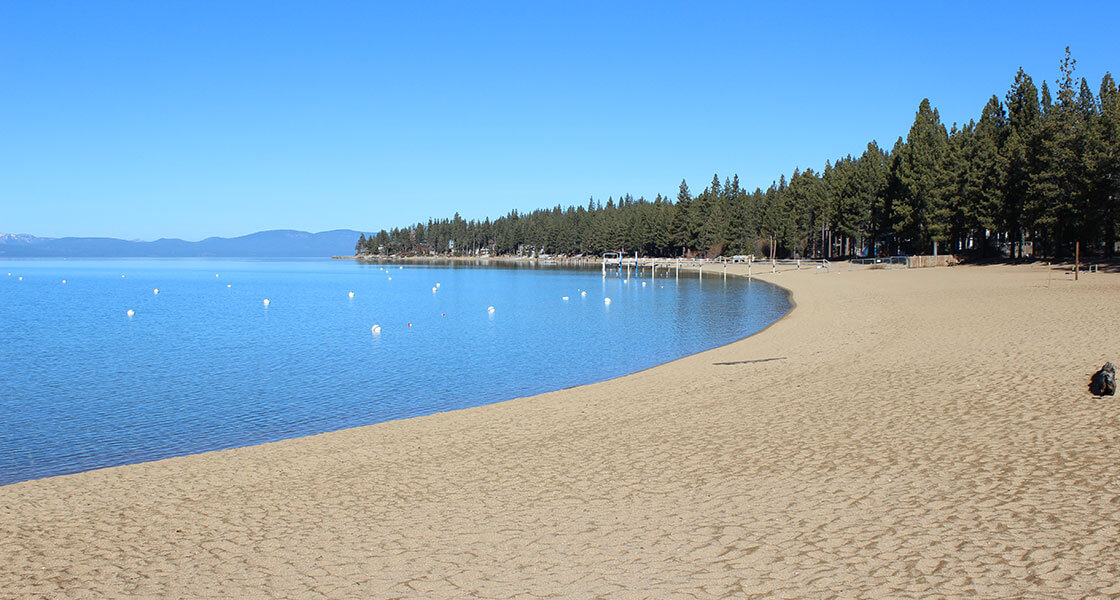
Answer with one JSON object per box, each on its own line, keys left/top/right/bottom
{"left": 2, "top": 0, "right": 1118, "bottom": 240}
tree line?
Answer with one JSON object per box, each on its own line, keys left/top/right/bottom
{"left": 357, "top": 50, "right": 1118, "bottom": 260}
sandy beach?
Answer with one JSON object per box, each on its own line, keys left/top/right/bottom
{"left": 3, "top": 263, "right": 1120, "bottom": 598}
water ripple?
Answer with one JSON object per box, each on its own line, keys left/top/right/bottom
{"left": 0, "top": 259, "right": 789, "bottom": 484}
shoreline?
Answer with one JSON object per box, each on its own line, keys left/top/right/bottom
{"left": 0, "top": 261, "right": 792, "bottom": 488}
{"left": 4, "top": 264, "right": 1120, "bottom": 597}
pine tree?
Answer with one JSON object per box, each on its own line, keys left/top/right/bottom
{"left": 936, "top": 123, "right": 971, "bottom": 252}
{"left": 894, "top": 99, "right": 952, "bottom": 253}
{"left": 726, "top": 181, "right": 752, "bottom": 255}
{"left": 1078, "top": 77, "right": 1108, "bottom": 247}
{"left": 1098, "top": 73, "right": 1120, "bottom": 254}
{"left": 1028, "top": 48, "right": 1094, "bottom": 256}
{"left": 671, "top": 179, "right": 694, "bottom": 255}
{"left": 965, "top": 96, "right": 1008, "bottom": 255}
{"left": 1003, "top": 68, "right": 1040, "bottom": 257}
{"left": 855, "top": 142, "right": 890, "bottom": 256}
{"left": 349, "top": 54, "right": 1117, "bottom": 261}
{"left": 761, "top": 177, "right": 791, "bottom": 258}
{"left": 699, "top": 202, "right": 728, "bottom": 256}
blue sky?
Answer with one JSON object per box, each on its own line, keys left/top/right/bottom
{"left": 2, "top": 0, "right": 1118, "bottom": 240}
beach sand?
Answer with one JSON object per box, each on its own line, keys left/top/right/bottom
{"left": 3, "top": 264, "right": 1120, "bottom": 598}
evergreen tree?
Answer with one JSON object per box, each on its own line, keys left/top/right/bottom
{"left": 1098, "top": 73, "right": 1120, "bottom": 253}
{"left": 761, "top": 177, "right": 790, "bottom": 257}
{"left": 651, "top": 196, "right": 675, "bottom": 256}
{"left": 699, "top": 202, "right": 728, "bottom": 255}
{"left": 1028, "top": 48, "right": 1093, "bottom": 255}
{"left": 965, "top": 96, "right": 1008, "bottom": 255}
{"left": 670, "top": 179, "right": 694, "bottom": 255}
{"left": 894, "top": 99, "right": 952, "bottom": 253}
{"left": 351, "top": 54, "right": 1116, "bottom": 261}
{"left": 855, "top": 142, "right": 891, "bottom": 256}
{"left": 1004, "top": 68, "right": 1041, "bottom": 257}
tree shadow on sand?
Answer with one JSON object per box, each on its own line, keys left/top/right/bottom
{"left": 713, "top": 357, "right": 787, "bottom": 366}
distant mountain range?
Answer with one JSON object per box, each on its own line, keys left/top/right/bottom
{"left": 0, "top": 229, "right": 364, "bottom": 257}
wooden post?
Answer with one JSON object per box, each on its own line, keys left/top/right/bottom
{"left": 1048, "top": 261, "right": 1052, "bottom": 287}
{"left": 1075, "top": 242, "right": 1080, "bottom": 281}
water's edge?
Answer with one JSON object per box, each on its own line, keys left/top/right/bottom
{"left": 2, "top": 265, "right": 794, "bottom": 487}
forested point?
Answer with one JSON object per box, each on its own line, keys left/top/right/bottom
{"left": 357, "top": 50, "right": 1118, "bottom": 260}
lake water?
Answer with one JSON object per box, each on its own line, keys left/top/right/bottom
{"left": 0, "top": 259, "right": 789, "bottom": 485}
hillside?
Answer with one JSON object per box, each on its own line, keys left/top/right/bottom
{"left": 0, "top": 229, "right": 364, "bottom": 258}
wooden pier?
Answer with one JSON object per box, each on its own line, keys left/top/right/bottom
{"left": 601, "top": 254, "right": 830, "bottom": 281}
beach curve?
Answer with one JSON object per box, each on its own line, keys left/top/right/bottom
{"left": 2, "top": 263, "right": 1120, "bottom": 598}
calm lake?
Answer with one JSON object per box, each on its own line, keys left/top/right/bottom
{"left": 0, "top": 259, "right": 789, "bottom": 485}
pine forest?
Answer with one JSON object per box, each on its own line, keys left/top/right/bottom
{"left": 356, "top": 51, "right": 1119, "bottom": 260}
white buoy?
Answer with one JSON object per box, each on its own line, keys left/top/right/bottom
{"left": 387, "top": 276, "right": 392, "bottom": 281}
{"left": 348, "top": 291, "right": 355, "bottom": 298}
{"left": 436, "top": 283, "right": 441, "bottom": 288}
{"left": 487, "top": 306, "right": 495, "bottom": 313}
{"left": 604, "top": 297, "right": 612, "bottom": 305}
{"left": 215, "top": 274, "right": 220, "bottom": 278}
{"left": 371, "top": 324, "right": 381, "bottom": 334}
{"left": 399, "top": 266, "right": 403, "bottom": 270}
{"left": 562, "top": 296, "right": 569, "bottom": 301}
{"left": 580, "top": 291, "right": 587, "bottom": 297}
{"left": 641, "top": 281, "right": 647, "bottom": 287}
{"left": 153, "top": 288, "right": 159, "bottom": 295}
{"left": 227, "top": 284, "right": 231, "bottom": 288}
{"left": 6, "top": 272, "right": 10, "bottom": 276}
{"left": 18, "top": 276, "right": 23, "bottom": 281}
{"left": 126, "top": 309, "right": 135, "bottom": 318}
{"left": 62, "top": 279, "right": 67, "bottom": 284}
{"left": 121, "top": 274, "right": 125, "bottom": 278}
{"left": 262, "top": 298, "right": 270, "bottom": 306}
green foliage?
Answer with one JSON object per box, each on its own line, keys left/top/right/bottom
{"left": 968, "top": 96, "right": 1008, "bottom": 240}
{"left": 893, "top": 99, "right": 953, "bottom": 251}
{"left": 355, "top": 53, "right": 1118, "bottom": 259}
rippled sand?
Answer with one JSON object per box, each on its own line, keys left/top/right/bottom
{"left": 3, "top": 263, "right": 1120, "bottom": 598}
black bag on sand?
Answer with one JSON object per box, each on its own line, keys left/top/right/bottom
{"left": 1090, "top": 362, "right": 1116, "bottom": 396}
